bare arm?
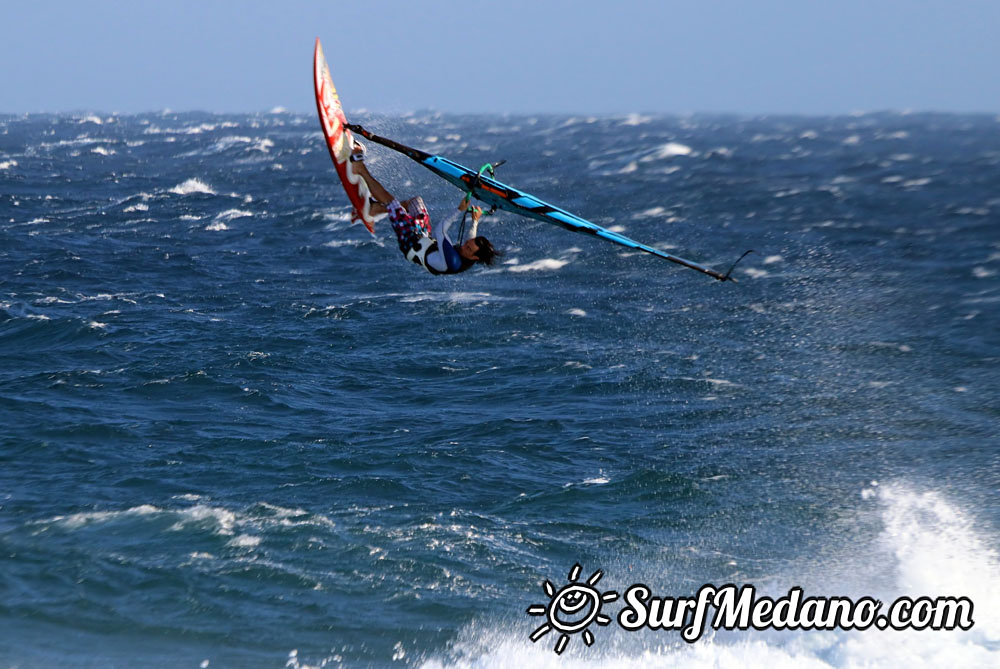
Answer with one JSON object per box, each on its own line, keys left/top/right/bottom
{"left": 350, "top": 155, "right": 395, "bottom": 212}
{"left": 457, "top": 198, "right": 484, "bottom": 240}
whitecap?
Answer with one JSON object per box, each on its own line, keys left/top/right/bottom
{"left": 214, "top": 209, "right": 253, "bottom": 222}
{"left": 168, "top": 504, "right": 237, "bottom": 535}
{"left": 44, "top": 504, "right": 161, "bottom": 529}
{"left": 323, "top": 239, "right": 363, "bottom": 248}
{"left": 227, "top": 534, "right": 261, "bottom": 548}
{"left": 0, "top": 159, "right": 17, "bottom": 170}
{"left": 508, "top": 258, "right": 569, "bottom": 272}
{"left": 642, "top": 142, "right": 694, "bottom": 161}
{"left": 566, "top": 308, "right": 587, "bottom": 317}
{"left": 955, "top": 207, "right": 989, "bottom": 217}
{"left": 972, "top": 266, "right": 996, "bottom": 279}
{"left": 633, "top": 206, "right": 667, "bottom": 219}
{"left": 399, "top": 291, "right": 492, "bottom": 304}
{"left": 621, "top": 113, "right": 651, "bottom": 126}
{"left": 169, "top": 178, "right": 216, "bottom": 196}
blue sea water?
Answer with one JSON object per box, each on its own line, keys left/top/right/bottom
{"left": 1, "top": 110, "right": 999, "bottom": 668}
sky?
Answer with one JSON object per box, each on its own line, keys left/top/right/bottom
{"left": 2, "top": 0, "right": 999, "bottom": 115}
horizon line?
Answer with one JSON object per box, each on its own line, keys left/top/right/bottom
{"left": 3, "top": 108, "right": 1000, "bottom": 119}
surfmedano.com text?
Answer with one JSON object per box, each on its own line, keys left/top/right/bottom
{"left": 618, "top": 584, "right": 974, "bottom": 642}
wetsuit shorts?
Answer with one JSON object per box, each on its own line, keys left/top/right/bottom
{"left": 387, "top": 200, "right": 431, "bottom": 256}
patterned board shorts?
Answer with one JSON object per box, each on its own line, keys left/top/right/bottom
{"left": 388, "top": 201, "right": 431, "bottom": 255}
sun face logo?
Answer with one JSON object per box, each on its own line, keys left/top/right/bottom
{"left": 526, "top": 563, "right": 619, "bottom": 654}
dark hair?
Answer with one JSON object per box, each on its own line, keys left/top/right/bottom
{"left": 472, "top": 236, "right": 500, "bottom": 265}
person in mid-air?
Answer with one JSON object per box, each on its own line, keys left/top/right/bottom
{"left": 349, "top": 141, "right": 499, "bottom": 275}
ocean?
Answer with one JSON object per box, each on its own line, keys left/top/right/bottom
{"left": 1, "top": 110, "right": 998, "bottom": 667}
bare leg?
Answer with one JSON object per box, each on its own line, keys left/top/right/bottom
{"left": 351, "top": 147, "right": 393, "bottom": 216}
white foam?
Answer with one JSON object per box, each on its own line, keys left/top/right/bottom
{"left": 168, "top": 504, "right": 237, "bottom": 535}
{"left": 209, "top": 135, "right": 273, "bottom": 153}
{"left": 763, "top": 255, "right": 784, "bottom": 264}
{"left": 956, "top": 207, "right": 989, "bottom": 217}
{"left": 323, "top": 239, "right": 364, "bottom": 248}
{"left": 0, "top": 159, "right": 17, "bottom": 170}
{"left": 205, "top": 221, "right": 229, "bottom": 231}
{"left": 621, "top": 113, "right": 652, "bottom": 126}
{"left": 399, "top": 291, "right": 493, "bottom": 304}
{"left": 972, "top": 267, "right": 997, "bottom": 279}
{"left": 123, "top": 203, "right": 149, "bottom": 213}
{"left": 642, "top": 142, "right": 694, "bottom": 160}
{"left": 169, "top": 178, "right": 216, "bottom": 196}
{"left": 227, "top": 534, "right": 262, "bottom": 548}
{"left": 45, "top": 504, "right": 161, "bottom": 529}
{"left": 420, "top": 482, "right": 1000, "bottom": 669}
{"left": 214, "top": 209, "right": 253, "bottom": 222}
{"left": 90, "top": 146, "right": 115, "bottom": 156}
{"left": 508, "top": 258, "right": 569, "bottom": 272}
{"left": 634, "top": 206, "right": 667, "bottom": 219}
{"left": 566, "top": 308, "right": 587, "bottom": 317}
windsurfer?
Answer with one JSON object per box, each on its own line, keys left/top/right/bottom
{"left": 349, "top": 141, "right": 499, "bottom": 275}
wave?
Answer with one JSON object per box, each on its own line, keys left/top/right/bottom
{"left": 419, "top": 483, "right": 1000, "bottom": 668}
{"left": 169, "top": 178, "right": 216, "bottom": 196}
{"left": 508, "top": 258, "right": 570, "bottom": 272}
